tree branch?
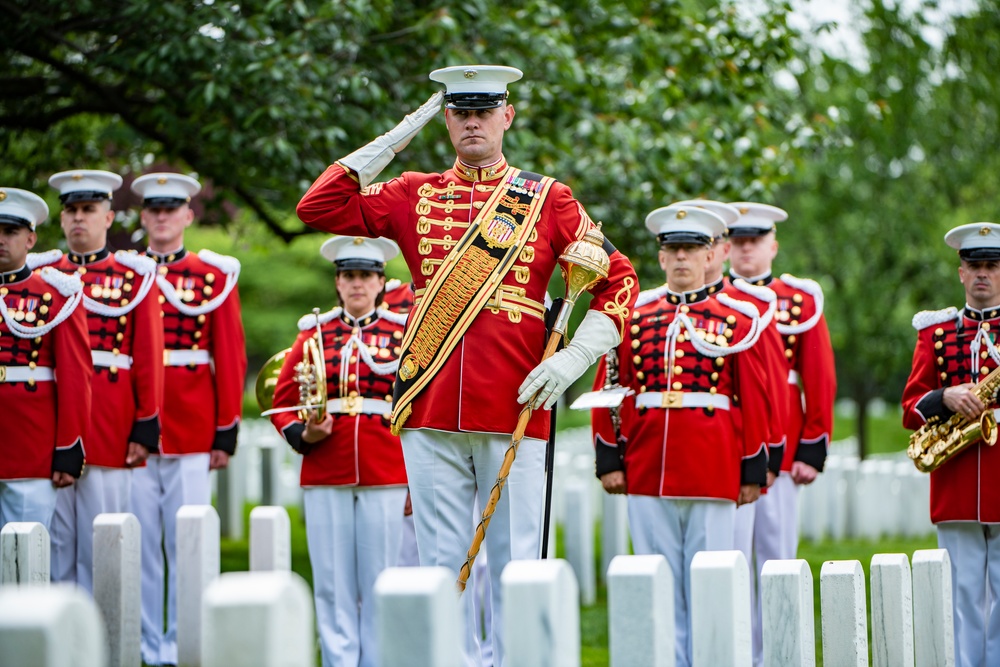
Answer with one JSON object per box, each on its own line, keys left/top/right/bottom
{"left": 232, "top": 183, "right": 311, "bottom": 244}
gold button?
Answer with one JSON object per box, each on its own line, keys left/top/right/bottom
{"left": 192, "top": 344, "right": 199, "bottom": 350}
{"left": 673, "top": 365, "right": 683, "bottom": 374}
{"left": 28, "top": 361, "right": 36, "bottom": 370}
{"left": 982, "top": 366, "right": 990, "bottom": 375}
{"left": 715, "top": 358, "right": 725, "bottom": 367}
{"left": 675, "top": 350, "right": 684, "bottom": 358}
{"left": 639, "top": 385, "right": 647, "bottom": 393}
{"left": 790, "top": 320, "right": 799, "bottom": 326}
{"left": 159, "top": 295, "right": 166, "bottom": 304}
{"left": 785, "top": 349, "right": 794, "bottom": 358}
{"left": 205, "top": 273, "right": 216, "bottom": 284}
{"left": 636, "top": 371, "right": 645, "bottom": 381}
{"left": 672, "top": 381, "right": 683, "bottom": 390}
{"left": 633, "top": 355, "right": 642, "bottom": 365}
{"left": 78, "top": 267, "right": 87, "bottom": 275}
{"left": 935, "top": 328, "right": 944, "bottom": 336}
{"left": 787, "top": 334, "right": 796, "bottom": 344}
{"left": 632, "top": 311, "right": 641, "bottom": 320}
{"left": 984, "top": 323, "right": 992, "bottom": 332}
{"left": 791, "top": 306, "right": 802, "bottom": 316}
{"left": 934, "top": 341, "right": 943, "bottom": 350}
{"left": 350, "top": 356, "right": 358, "bottom": 364}
{"left": 680, "top": 305, "right": 689, "bottom": 313}
{"left": 42, "top": 293, "right": 51, "bottom": 302}
{"left": 724, "top": 329, "right": 733, "bottom": 339}
{"left": 349, "top": 373, "right": 357, "bottom": 382}
{"left": 726, "top": 315, "right": 736, "bottom": 325}
{"left": 706, "top": 405, "right": 714, "bottom": 414}
{"left": 392, "top": 330, "right": 403, "bottom": 340}
{"left": 630, "top": 324, "right": 640, "bottom": 335}
{"left": 194, "top": 331, "right": 202, "bottom": 339}
{"left": 393, "top": 346, "right": 402, "bottom": 355}
{"left": 793, "top": 294, "right": 803, "bottom": 304}
{"left": 203, "top": 285, "right": 213, "bottom": 296}
{"left": 349, "top": 390, "right": 359, "bottom": 397}
{"left": 125, "top": 271, "right": 134, "bottom": 279}
{"left": 940, "top": 372, "right": 948, "bottom": 380}
{"left": 116, "top": 333, "right": 124, "bottom": 342}
{"left": 709, "top": 387, "right": 717, "bottom": 395}
{"left": 385, "top": 395, "right": 393, "bottom": 402}
{"left": 198, "top": 315, "right": 206, "bottom": 324}
{"left": 119, "top": 316, "right": 127, "bottom": 325}
{"left": 39, "top": 305, "right": 49, "bottom": 315}
{"left": 982, "top": 352, "right": 989, "bottom": 360}
{"left": 631, "top": 340, "right": 640, "bottom": 350}
{"left": 110, "top": 366, "right": 118, "bottom": 375}
{"left": 112, "top": 348, "right": 120, "bottom": 355}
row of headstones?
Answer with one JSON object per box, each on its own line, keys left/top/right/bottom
{"left": 0, "top": 519, "right": 955, "bottom": 667}
{"left": 0, "top": 505, "right": 293, "bottom": 667}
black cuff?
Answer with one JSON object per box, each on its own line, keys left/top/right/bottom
{"left": 595, "top": 434, "right": 625, "bottom": 478}
{"left": 916, "top": 388, "right": 953, "bottom": 422}
{"left": 767, "top": 443, "right": 785, "bottom": 475}
{"left": 212, "top": 424, "right": 239, "bottom": 455}
{"left": 282, "top": 422, "right": 312, "bottom": 455}
{"left": 129, "top": 417, "right": 160, "bottom": 453}
{"left": 741, "top": 446, "right": 768, "bottom": 487}
{"left": 794, "top": 435, "right": 828, "bottom": 472}
{"left": 52, "top": 439, "right": 85, "bottom": 478}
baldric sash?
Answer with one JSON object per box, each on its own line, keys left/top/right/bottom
{"left": 390, "top": 168, "right": 555, "bottom": 434}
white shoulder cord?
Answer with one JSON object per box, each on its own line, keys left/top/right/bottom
{"left": 0, "top": 268, "right": 83, "bottom": 338}
{"left": 776, "top": 273, "right": 824, "bottom": 335}
{"left": 376, "top": 307, "right": 409, "bottom": 325}
{"left": 337, "top": 332, "right": 400, "bottom": 390}
{"left": 969, "top": 323, "right": 1000, "bottom": 376}
{"left": 155, "top": 258, "right": 239, "bottom": 317}
{"left": 298, "top": 308, "right": 343, "bottom": 331}
{"left": 83, "top": 252, "right": 157, "bottom": 318}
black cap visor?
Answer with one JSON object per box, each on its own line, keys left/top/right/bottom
{"left": 0, "top": 214, "right": 32, "bottom": 229}
{"left": 658, "top": 231, "right": 712, "bottom": 246}
{"left": 335, "top": 258, "right": 386, "bottom": 273}
{"left": 728, "top": 225, "right": 774, "bottom": 238}
{"left": 444, "top": 92, "right": 507, "bottom": 110}
{"left": 960, "top": 247, "right": 1000, "bottom": 261}
{"left": 143, "top": 196, "right": 188, "bottom": 209}
{"left": 59, "top": 191, "right": 111, "bottom": 205}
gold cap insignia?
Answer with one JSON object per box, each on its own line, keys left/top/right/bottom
{"left": 981, "top": 226, "right": 992, "bottom": 236}
{"left": 157, "top": 176, "right": 168, "bottom": 185}
{"left": 464, "top": 69, "right": 477, "bottom": 79}
{"left": 739, "top": 207, "right": 749, "bottom": 214}
{"left": 676, "top": 210, "right": 687, "bottom": 219}
{"left": 0, "top": 190, "right": 6, "bottom": 202}
{"left": 353, "top": 237, "right": 365, "bottom": 245}
{"left": 72, "top": 173, "right": 83, "bottom": 180}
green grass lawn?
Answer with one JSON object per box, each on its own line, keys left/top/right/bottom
{"left": 221, "top": 502, "right": 936, "bottom": 666}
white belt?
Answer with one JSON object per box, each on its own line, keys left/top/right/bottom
{"left": 788, "top": 370, "right": 799, "bottom": 385}
{"left": 92, "top": 350, "right": 132, "bottom": 369}
{"left": 327, "top": 397, "right": 392, "bottom": 417}
{"left": 0, "top": 366, "right": 54, "bottom": 383}
{"left": 164, "top": 349, "right": 212, "bottom": 366}
{"left": 635, "top": 391, "right": 730, "bottom": 410}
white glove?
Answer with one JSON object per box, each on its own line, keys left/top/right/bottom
{"left": 338, "top": 91, "right": 445, "bottom": 188}
{"left": 518, "top": 311, "right": 621, "bottom": 410}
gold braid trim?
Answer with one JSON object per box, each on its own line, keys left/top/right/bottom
{"left": 603, "top": 276, "right": 635, "bottom": 338}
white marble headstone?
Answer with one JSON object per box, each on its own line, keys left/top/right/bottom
{"left": 0, "top": 521, "right": 50, "bottom": 585}
{"left": 374, "top": 566, "right": 464, "bottom": 667}
{"left": 563, "top": 481, "right": 596, "bottom": 605}
{"left": 761, "top": 559, "right": 815, "bottom": 667}
{"left": 176, "top": 504, "right": 220, "bottom": 667}
{"left": 911, "top": 549, "right": 954, "bottom": 667}
{"left": 870, "top": 553, "right": 914, "bottom": 667}
{"left": 0, "top": 584, "right": 107, "bottom": 667}
{"left": 92, "top": 513, "right": 141, "bottom": 667}
{"left": 601, "top": 493, "right": 630, "bottom": 580}
{"left": 607, "top": 554, "right": 674, "bottom": 667}
{"left": 820, "top": 560, "right": 868, "bottom": 666}
{"left": 690, "top": 550, "right": 751, "bottom": 667}
{"left": 249, "top": 505, "right": 291, "bottom": 572}
{"left": 501, "top": 558, "right": 580, "bottom": 667}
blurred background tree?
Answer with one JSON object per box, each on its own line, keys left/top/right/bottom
{"left": 5, "top": 0, "right": 1000, "bottom": 452}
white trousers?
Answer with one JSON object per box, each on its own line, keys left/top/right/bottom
{"left": 398, "top": 512, "right": 420, "bottom": 567}
{"left": 304, "top": 485, "right": 407, "bottom": 667}
{"left": 400, "top": 428, "right": 545, "bottom": 667}
{"left": 0, "top": 479, "right": 57, "bottom": 531}
{"left": 733, "top": 474, "right": 799, "bottom": 667}
{"left": 629, "top": 495, "right": 736, "bottom": 667}
{"left": 938, "top": 522, "right": 1000, "bottom": 667}
{"left": 50, "top": 466, "right": 131, "bottom": 594}
{"left": 130, "top": 454, "right": 210, "bottom": 667}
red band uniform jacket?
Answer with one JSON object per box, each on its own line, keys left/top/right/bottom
{"left": 902, "top": 305, "right": 1000, "bottom": 523}
{"left": 591, "top": 285, "right": 771, "bottom": 501}
{"left": 32, "top": 248, "right": 165, "bottom": 466}
{"left": 149, "top": 248, "right": 247, "bottom": 455}
{"left": 742, "top": 273, "right": 836, "bottom": 472}
{"left": 296, "top": 159, "right": 638, "bottom": 441}
{"left": 1, "top": 264, "right": 91, "bottom": 479}
{"left": 270, "top": 307, "right": 408, "bottom": 487}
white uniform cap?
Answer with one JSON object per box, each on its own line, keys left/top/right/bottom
{"left": 945, "top": 222, "right": 1000, "bottom": 260}
{"left": 429, "top": 65, "right": 523, "bottom": 110}
{"left": 0, "top": 188, "right": 49, "bottom": 231}
{"left": 674, "top": 199, "right": 741, "bottom": 233}
{"left": 727, "top": 202, "right": 788, "bottom": 237}
{"left": 320, "top": 236, "right": 400, "bottom": 272}
{"left": 48, "top": 169, "right": 123, "bottom": 204}
{"left": 646, "top": 204, "right": 726, "bottom": 246}
{"left": 131, "top": 172, "right": 202, "bottom": 208}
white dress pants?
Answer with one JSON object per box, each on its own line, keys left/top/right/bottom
{"left": 629, "top": 495, "right": 736, "bottom": 667}
{"left": 130, "top": 453, "right": 210, "bottom": 666}
{"left": 400, "top": 428, "right": 545, "bottom": 667}
{"left": 50, "top": 466, "right": 132, "bottom": 594}
{"left": 304, "top": 485, "right": 407, "bottom": 667}
{"left": 398, "top": 512, "right": 420, "bottom": 566}
{"left": 938, "top": 522, "right": 1000, "bottom": 667}
{"left": 0, "top": 479, "right": 57, "bottom": 531}
{"left": 733, "top": 473, "right": 799, "bottom": 667}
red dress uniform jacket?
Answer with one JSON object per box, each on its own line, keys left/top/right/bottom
{"left": 717, "top": 277, "right": 789, "bottom": 472}
{"left": 0, "top": 264, "right": 91, "bottom": 479}
{"left": 902, "top": 305, "right": 1000, "bottom": 523}
{"left": 380, "top": 279, "right": 414, "bottom": 314}
{"left": 34, "top": 248, "right": 165, "bottom": 467}
{"left": 740, "top": 273, "right": 836, "bottom": 472}
{"left": 591, "top": 285, "right": 771, "bottom": 501}
{"left": 270, "top": 307, "right": 407, "bottom": 487}
{"left": 150, "top": 248, "right": 247, "bottom": 455}
{"left": 296, "top": 158, "right": 637, "bottom": 441}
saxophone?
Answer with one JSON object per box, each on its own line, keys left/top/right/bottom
{"left": 907, "top": 365, "right": 1000, "bottom": 472}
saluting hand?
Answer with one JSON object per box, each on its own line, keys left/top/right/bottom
{"left": 943, "top": 383, "right": 986, "bottom": 421}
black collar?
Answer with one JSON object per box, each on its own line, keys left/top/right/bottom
{"left": 964, "top": 304, "right": 1000, "bottom": 322}
{"left": 68, "top": 247, "right": 110, "bottom": 266}
{"left": 706, "top": 277, "right": 725, "bottom": 295}
{"left": 340, "top": 309, "right": 378, "bottom": 328}
{"left": 1, "top": 264, "right": 31, "bottom": 284}
{"left": 665, "top": 286, "right": 710, "bottom": 305}
{"left": 147, "top": 247, "right": 187, "bottom": 265}
{"left": 729, "top": 269, "right": 773, "bottom": 287}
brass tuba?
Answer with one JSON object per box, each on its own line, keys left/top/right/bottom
{"left": 907, "top": 365, "right": 1000, "bottom": 472}
{"left": 256, "top": 308, "right": 328, "bottom": 421}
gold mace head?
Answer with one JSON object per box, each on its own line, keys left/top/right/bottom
{"left": 559, "top": 222, "right": 611, "bottom": 301}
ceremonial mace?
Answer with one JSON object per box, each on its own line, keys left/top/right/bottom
{"left": 457, "top": 224, "right": 611, "bottom": 591}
